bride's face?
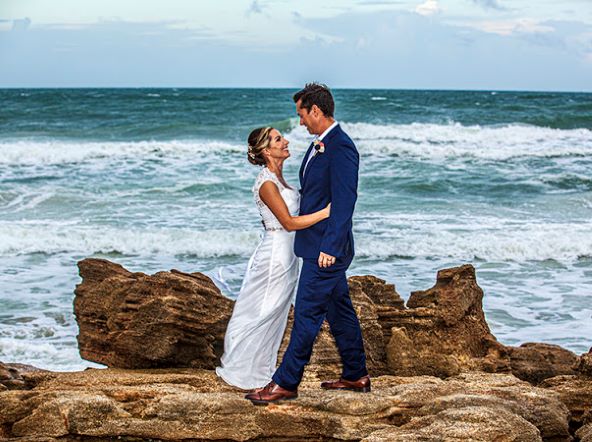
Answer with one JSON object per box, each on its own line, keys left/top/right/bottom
{"left": 265, "top": 129, "right": 290, "bottom": 161}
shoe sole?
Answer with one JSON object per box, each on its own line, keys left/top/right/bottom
{"left": 321, "top": 386, "right": 371, "bottom": 393}
{"left": 249, "top": 395, "right": 299, "bottom": 406}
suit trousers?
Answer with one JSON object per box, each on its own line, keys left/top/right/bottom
{"left": 272, "top": 255, "right": 368, "bottom": 391}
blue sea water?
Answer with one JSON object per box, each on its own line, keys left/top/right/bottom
{"left": 0, "top": 88, "right": 591, "bottom": 371}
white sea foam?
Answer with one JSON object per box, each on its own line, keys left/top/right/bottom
{"left": 0, "top": 223, "right": 260, "bottom": 257}
{"left": 286, "top": 122, "right": 592, "bottom": 161}
{"left": 1, "top": 122, "right": 590, "bottom": 166}
{"left": 0, "top": 338, "right": 103, "bottom": 371}
{"left": 0, "top": 140, "right": 242, "bottom": 166}
{"left": 356, "top": 226, "right": 592, "bottom": 261}
{"left": 2, "top": 217, "right": 590, "bottom": 262}
{"left": 2, "top": 191, "right": 56, "bottom": 212}
{"left": 354, "top": 214, "right": 592, "bottom": 261}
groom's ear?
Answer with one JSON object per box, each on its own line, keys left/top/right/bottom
{"left": 311, "top": 104, "right": 322, "bottom": 118}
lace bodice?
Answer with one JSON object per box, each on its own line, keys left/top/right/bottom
{"left": 253, "top": 168, "right": 300, "bottom": 231}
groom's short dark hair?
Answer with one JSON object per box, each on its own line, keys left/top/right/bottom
{"left": 293, "top": 83, "right": 335, "bottom": 118}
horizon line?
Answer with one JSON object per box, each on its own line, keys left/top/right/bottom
{"left": 1, "top": 86, "right": 591, "bottom": 94}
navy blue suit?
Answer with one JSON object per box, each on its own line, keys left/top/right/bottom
{"left": 272, "top": 124, "right": 368, "bottom": 391}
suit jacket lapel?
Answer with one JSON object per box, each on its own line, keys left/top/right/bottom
{"left": 302, "top": 149, "right": 320, "bottom": 187}
{"left": 301, "top": 124, "right": 341, "bottom": 188}
{"left": 300, "top": 142, "right": 314, "bottom": 187}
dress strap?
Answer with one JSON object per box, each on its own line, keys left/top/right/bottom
{"left": 253, "top": 168, "right": 283, "bottom": 194}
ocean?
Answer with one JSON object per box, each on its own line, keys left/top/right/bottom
{"left": 0, "top": 88, "right": 591, "bottom": 371}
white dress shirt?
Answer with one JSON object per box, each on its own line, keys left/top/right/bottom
{"left": 303, "top": 120, "right": 338, "bottom": 175}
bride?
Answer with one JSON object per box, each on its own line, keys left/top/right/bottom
{"left": 215, "top": 126, "right": 330, "bottom": 390}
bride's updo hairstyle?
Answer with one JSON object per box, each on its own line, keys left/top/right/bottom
{"left": 247, "top": 127, "right": 273, "bottom": 166}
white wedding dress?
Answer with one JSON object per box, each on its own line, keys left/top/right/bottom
{"left": 216, "top": 167, "right": 300, "bottom": 389}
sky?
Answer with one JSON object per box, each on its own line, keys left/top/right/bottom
{"left": 0, "top": 0, "right": 591, "bottom": 91}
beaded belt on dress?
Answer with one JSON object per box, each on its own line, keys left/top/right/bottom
{"left": 261, "top": 221, "right": 284, "bottom": 231}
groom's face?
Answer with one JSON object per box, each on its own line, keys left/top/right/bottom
{"left": 296, "top": 99, "right": 319, "bottom": 135}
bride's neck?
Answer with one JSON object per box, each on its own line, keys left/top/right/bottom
{"left": 266, "top": 159, "right": 284, "bottom": 177}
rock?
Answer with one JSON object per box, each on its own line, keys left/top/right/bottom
{"left": 449, "top": 372, "right": 571, "bottom": 440}
{"left": 540, "top": 375, "right": 592, "bottom": 427}
{"left": 362, "top": 407, "right": 542, "bottom": 441}
{"left": 385, "top": 264, "right": 511, "bottom": 378}
{"left": 75, "top": 259, "right": 400, "bottom": 376}
{"left": 0, "top": 369, "right": 570, "bottom": 441}
{"left": 75, "top": 259, "right": 581, "bottom": 387}
{"left": 277, "top": 275, "right": 399, "bottom": 379}
{"left": 578, "top": 410, "right": 592, "bottom": 442}
{"left": 578, "top": 424, "right": 592, "bottom": 442}
{"left": 74, "top": 258, "right": 234, "bottom": 369}
{"left": 380, "top": 264, "right": 580, "bottom": 385}
{"left": 0, "top": 362, "right": 49, "bottom": 391}
{"left": 579, "top": 348, "right": 592, "bottom": 376}
{"left": 348, "top": 275, "right": 405, "bottom": 345}
{"left": 508, "top": 343, "right": 579, "bottom": 385}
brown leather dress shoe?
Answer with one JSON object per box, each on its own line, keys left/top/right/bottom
{"left": 245, "top": 381, "right": 298, "bottom": 405}
{"left": 321, "top": 375, "right": 371, "bottom": 392}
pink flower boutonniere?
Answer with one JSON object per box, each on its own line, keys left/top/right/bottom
{"left": 313, "top": 140, "right": 325, "bottom": 154}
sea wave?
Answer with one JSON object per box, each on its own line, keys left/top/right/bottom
{"left": 0, "top": 140, "right": 243, "bottom": 166}
{"left": 0, "top": 223, "right": 260, "bottom": 257}
{"left": 355, "top": 226, "right": 592, "bottom": 261}
{"left": 2, "top": 219, "right": 591, "bottom": 262}
{"left": 1, "top": 122, "right": 591, "bottom": 166}
{"left": 0, "top": 338, "right": 103, "bottom": 372}
{"left": 286, "top": 122, "right": 592, "bottom": 161}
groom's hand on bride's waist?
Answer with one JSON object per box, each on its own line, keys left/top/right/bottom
{"left": 318, "top": 252, "right": 336, "bottom": 268}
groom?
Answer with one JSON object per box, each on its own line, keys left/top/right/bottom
{"left": 246, "top": 83, "right": 369, "bottom": 405}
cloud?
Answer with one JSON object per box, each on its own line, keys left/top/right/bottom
{"left": 286, "top": 10, "right": 592, "bottom": 90}
{"left": 472, "top": 19, "right": 555, "bottom": 36}
{"left": 415, "top": 0, "right": 441, "bottom": 16}
{"left": 12, "top": 17, "right": 32, "bottom": 31}
{"left": 357, "top": 0, "right": 406, "bottom": 4}
{"left": 246, "top": 0, "right": 265, "bottom": 16}
{"left": 0, "top": 12, "right": 590, "bottom": 91}
{"left": 0, "top": 17, "right": 32, "bottom": 32}
{"left": 472, "top": 0, "right": 504, "bottom": 10}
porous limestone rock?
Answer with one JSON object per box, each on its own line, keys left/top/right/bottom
{"left": 74, "top": 258, "right": 234, "bottom": 369}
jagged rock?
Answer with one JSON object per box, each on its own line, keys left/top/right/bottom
{"left": 385, "top": 265, "right": 511, "bottom": 378}
{"left": 578, "top": 424, "right": 592, "bottom": 442}
{"left": 9, "top": 259, "right": 585, "bottom": 440}
{"left": 349, "top": 275, "right": 405, "bottom": 345}
{"left": 0, "top": 369, "right": 570, "bottom": 441}
{"left": 75, "top": 259, "right": 401, "bottom": 376}
{"left": 278, "top": 275, "right": 400, "bottom": 379}
{"left": 74, "top": 259, "right": 582, "bottom": 388}
{"left": 74, "top": 258, "right": 234, "bottom": 369}
{"left": 380, "top": 265, "right": 581, "bottom": 385}
{"left": 540, "top": 375, "right": 592, "bottom": 427}
{"left": 508, "top": 343, "right": 579, "bottom": 385}
{"left": 0, "top": 362, "right": 48, "bottom": 391}
{"left": 579, "top": 348, "right": 592, "bottom": 376}
{"left": 577, "top": 410, "right": 592, "bottom": 442}
{"left": 362, "top": 407, "right": 542, "bottom": 441}
{"left": 74, "top": 259, "right": 393, "bottom": 376}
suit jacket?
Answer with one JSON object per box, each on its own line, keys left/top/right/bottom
{"left": 294, "top": 124, "right": 359, "bottom": 259}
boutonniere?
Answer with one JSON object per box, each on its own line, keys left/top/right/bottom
{"left": 313, "top": 140, "right": 325, "bottom": 154}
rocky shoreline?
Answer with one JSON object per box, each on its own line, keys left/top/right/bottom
{"left": 1, "top": 259, "right": 591, "bottom": 441}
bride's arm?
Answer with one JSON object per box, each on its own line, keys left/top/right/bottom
{"left": 259, "top": 181, "right": 330, "bottom": 232}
